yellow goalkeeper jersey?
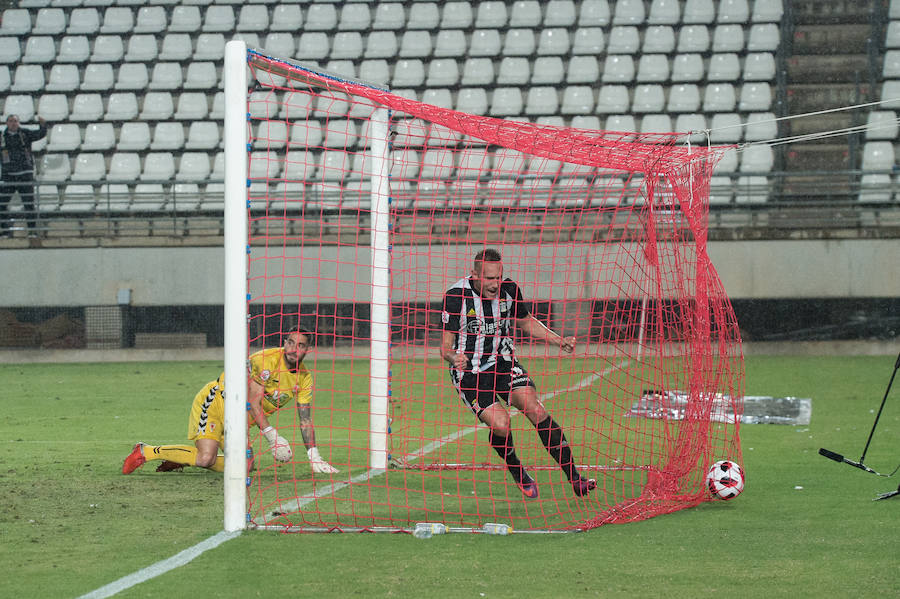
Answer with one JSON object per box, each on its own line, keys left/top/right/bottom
{"left": 216, "top": 347, "right": 312, "bottom": 415}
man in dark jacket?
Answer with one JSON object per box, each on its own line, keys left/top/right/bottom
{"left": 1, "top": 114, "right": 48, "bottom": 236}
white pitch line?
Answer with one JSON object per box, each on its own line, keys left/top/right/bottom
{"left": 75, "top": 530, "right": 241, "bottom": 599}
{"left": 80, "top": 357, "right": 628, "bottom": 597}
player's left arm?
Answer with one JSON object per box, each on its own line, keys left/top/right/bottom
{"left": 296, "top": 374, "right": 339, "bottom": 473}
{"left": 508, "top": 280, "right": 575, "bottom": 353}
{"left": 517, "top": 315, "right": 576, "bottom": 353}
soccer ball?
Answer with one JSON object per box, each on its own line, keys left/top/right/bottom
{"left": 706, "top": 460, "right": 744, "bottom": 500}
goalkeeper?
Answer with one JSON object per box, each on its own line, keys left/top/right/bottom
{"left": 440, "top": 248, "right": 595, "bottom": 499}
{"left": 122, "top": 327, "right": 338, "bottom": 475}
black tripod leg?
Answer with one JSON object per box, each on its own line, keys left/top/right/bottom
{"left": 874, "top": 484, "right": 900, "bottom": 501}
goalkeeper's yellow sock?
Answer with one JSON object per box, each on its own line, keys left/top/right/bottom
{"left": 144, "top": 445, "right": 224, "bottom": 472}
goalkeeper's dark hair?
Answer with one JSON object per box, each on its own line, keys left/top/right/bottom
{"left": 287, "top": 325, "right": 315, "bottom": 345}
{"left": 474, "top": 248, "right": 502, "bottom": 267}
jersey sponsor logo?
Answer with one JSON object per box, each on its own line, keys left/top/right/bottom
{"left": 465, "top": 319, "right": 501, "bottom": 335}
{"left": 267, "top": 390, "right": 294, "bottom": 408}
{"left": 466, "top": 308, "right": 477, "bottom": 317}
{"left": 499, "top": 300, "right": 508, "bottom": 315}
{"left": 260, "top": 369, "right": 271, "bottom": 381}
{"left": 441, "top": 310, "right": 449, "bottom": 324}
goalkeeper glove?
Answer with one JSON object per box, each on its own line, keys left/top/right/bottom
{"left": 261, "top": 426, "right": 293, "bottom": 462}
{"left": 307, "top": 447, "right": 339, "bottom": 474}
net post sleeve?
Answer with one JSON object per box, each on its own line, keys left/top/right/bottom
{"left": 369, "top": 107, "right": 391, "bottom": 470}
{"left": 223, "top": 39, "right": 249, "bottom": 533}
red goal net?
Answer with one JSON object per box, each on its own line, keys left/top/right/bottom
{"left": 239, "top": 49, "right": 743, "bottom": 533}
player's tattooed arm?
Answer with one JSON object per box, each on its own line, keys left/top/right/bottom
{"left": 297, "top": 404, "right": 316, "bottom": 449}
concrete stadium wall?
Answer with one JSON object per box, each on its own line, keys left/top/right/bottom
{"left": 1, "top": 239, "right": 898, "bottom": 307}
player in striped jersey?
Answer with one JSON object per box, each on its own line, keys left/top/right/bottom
{"left": 440, "top": 249, "right": 595, "bottom": 499}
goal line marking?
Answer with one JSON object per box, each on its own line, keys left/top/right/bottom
{"left": 78, "top": 359, "right": 627, "bottom": 597}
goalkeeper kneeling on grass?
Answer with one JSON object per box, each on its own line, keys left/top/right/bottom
{"left": 122, "top": 326, "right": 338, "bottom": 475}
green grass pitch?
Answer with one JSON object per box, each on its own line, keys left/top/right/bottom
{"left": 2, "top": 355, "right": 898, "bottom": 598}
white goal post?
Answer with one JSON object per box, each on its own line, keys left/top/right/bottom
{"left": 222, "top": 40, "right": 392, "bottom": 531}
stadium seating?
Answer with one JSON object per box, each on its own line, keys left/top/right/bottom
{"left": 0, "top": 0, "right": 799, "bottom": 216}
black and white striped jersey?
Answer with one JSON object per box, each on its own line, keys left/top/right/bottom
{"left": 441, "top": 277, "right": 530, "bottom": 373}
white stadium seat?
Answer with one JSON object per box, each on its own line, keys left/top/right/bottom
{"left": 671, "top": 54, "right": 704, "bottom": 82}
{"left": 561, "top": 86, "right": 594, "bottom": 114}
{"left": 12, "top": 65, "right": 45, "bottom": 92}
{"left": 545, "top": 0, "right": 577, "bottom": 26}
{"left": 193, "top": 33, "right": 226, "bottom": 61}
{"left": 533, "top": 56, "right": 565, "bottom": 84}
{"left": 434, "top": 30, "right": 467, "bottom": 57}
{"left": 739, "top": 144, "right": 774, "bottom": 172}
{"left": 491, "top": 87, "right": 523, "bottom": 116}
{"left": 116, "top": 63, "right": 150, "bottom": 90}
{"left": 683, "top": 0, "right": 715, "bottom": 24}
{"left": 92, "top": 35, "right": 125, "bottom": 62}
{"left": 148, "top": 63, "right": 183, "bottom": 90}
{"left": 0, "top": 66, "right": 8, "bottom": 93}
{"left": 150, "top": 122, "right": 185, "bottom": 150}
{"left": 237, "top": 5, "right": 269, "bottom": 32}
{"left": 0, "top": 38, "right": 21, "bottom": 64}
{"left": 365, "top": 31, "right": 398, "bottom": 59}
{"left": 359, "top": 59, "right": 390, "bottom": 86}
{"left": 475, "top": 1, "right": 508, "bottom": 28}
{"left": 105, "top": 92, "right": 139, "bottom": 121}
{"left": 427, "top": 59, "right": 459, "bottom": 87}
{"left": 39, "top": 154, "right": 72, "bottom": 183}
{"left": 596, "top": 85, "right": 630, "bottom": 114}
{"left": 571, "top": 27, "right": 605, "bottom": 55}
{"left": 57, "top": 36, "right": 91, "bottom": 63}
{"left": 613, "top": 0, "right": 645, "bottom": 25}
{"left": 168, "top": 6, "right": 201, "bottom": 33}
{"left": 174, "top": 92, "right": 209, "bottom": 120}
{"left": 262, "top": 32, "right": 296, "bottom": 59}
{"left": 81, "top": 63, "right": 115, "bottom": 91}
{"left": 606, "top": 26, "right": 640, "bottom": 54}
{"left": 712, "top": 24, "right": 745, "bottom": 53}
{"left": 648, "top": 0, "right": 680, "bottom": 24}
{"left": 718, "top": 0, "right": 749, "bottom": 23}
{"left": 142, "top": 152, "right": 176, "bottom": 180}
{"left": 636, "top": 54, "right": 670, "bottom": 82}
{"left": 125, "top": 35, "right": 158, "bottom": 62}
{"left": 567, "top": 55, "right": 600, "bottom": 84}
{"left": 159, "top": 34, "right": 193, "bottom": 61}
{"left": 605, "top": 114, "right": 637, "bottom": 132}
{"left": 4, "top": 95, "right": 36, "bottom": 122}
{"left": 297, "top": 32, "right": 330, "bottom": 60}
{"left": 865, "top": 111, "right": 899, "bottom": 140}
{"left": 641, "top": 114, "right": 673, "bottom": 133}
{"left": 744, "top": 112, "right": 778, "bottom": 142}
{"left": 704, "top": 84, "right": 737, "bottom": 112}
{"left": 71, "top": 153, "right": 107, "bottom": 181}
{"left": 497, "top": 57, "right": 530, "bottom": 85}
{"left": 330, "top": 32, "right": 364, "bottom": 60}
{"left": 70, "top": 93, "right": 104, "bottom": 121}
{"left": 108, "top": 152, "right": 142, "bottom": 181}
{"left": 117, "top": 122, "right": 151, "bottom": 151}
{"left": 305, "top": 3, "right": 338, "bottom": 31}
{"left": 738, "top": 82, "right": 772, "bottom": 111}
{"left": 392, "top": 59, "right": 425, "bottom": 87}
{"left": 68, "top": 7, "right": 100, "bottom": 34}
{"left": 667, "top": 83, "right": 701, "bottom": 112}
{"left": 254, "top": 120, "right": 289, "bottom": 150}
{"left": 677, "top": 25, "right": 710, "bottom": 53}
{"left": 0, "top": 9, "right": 32, "bottom": 36}
{"left": 134, "top": 6, "right": 167, "bottom": 33}
{"left": 747, "top": 24, "right": 780, "bottom": 51}
{"left": 339, "top": 2, "right": 372, "bottom": 30}
{"left": 185, "top": 121, "right": 220, "bottom": 150}
{"left": 707, "top": 53, "right": 741, "bottom": 81}
{"left": 269, "top": 4, "right": 303, "bottom": 32}
{"left": 709, "top": 113, "right": 743, "bottom": 142}
{"left": 503, "top": 29, "right": 536, "bottom": 56}
{"left": 632, "top": 84, "right": 665, "bottom": 113}
{"left": 82, "top": 123, "right": 116, "bottom": 151}
{"left": 23, "top": 36, "right": 56, "bottom": 64}
{"left": 643, "top": 25, "right": 676, "bottom": 54}
{"left": 861, "top": 141, "right": 895, "bottom": 170}
{"left": 407, "top": 2, "right": 439, "bottom": 29}
{"left": 525, "top": 87, "right": 559, "bottom": 115}
{"left": 176, "top": 152, "right": 211, "bottom": 181}
{"left": 578, "top": 0, "right": 611, "bottom": 26}
{"left": 100, "top": 7, "right": 134, "bottom": 34}
{"left": 461, "top": 58, "right": 495, "bottom": 86}
{"left": 601, "top": 55, "right": 634, "bottom": 83}
{"left": 139, "top": 91, "right": 174, "bottom": 120}
{"left": 203, "top": 5, "right": 235, "bottom": 33}
{"left": 456, "top": 88, "right": 488, "bottom": 115}
{"left": 183, "top": 62, "right": 218, "bottom": 89}
{"left": 32, "top": 8, "right": 66, "bottom": 35}
{"left": 48, "top": 124, "right": 82, "bottom": 152}
{"left": 674, "top": 114, "right": 707, "bottom": 142}
{"left": 38, "top": 94, "right": 70, "bottom": 122}
{"left": 744, "top": 53, "right": 777, "bottom": 81}
{"left": 537, "top": 28, "right": 570, "bottom": 55}
{"left": 372, "top": 3, "right": 405, "bottom": 30}
{"left": 470, "top": 29, "right": 502, "bottom": 57}
{"left": 752, "top": 0, "right": 784, "bottom": 23}
{"left": 509, "top": 0, "right": 542, "bottom": 27}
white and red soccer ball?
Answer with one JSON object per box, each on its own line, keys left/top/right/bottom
{"left": 706, "top": 460, "right": 745, "bottom": 500}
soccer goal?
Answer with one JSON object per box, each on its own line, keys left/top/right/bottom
{"left": 222, "top": 40, "right": 743, "bottom": 533}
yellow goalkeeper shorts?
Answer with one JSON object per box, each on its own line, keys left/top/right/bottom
{"left": 187, "top": 380, "right": 225, "bottom": 447}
